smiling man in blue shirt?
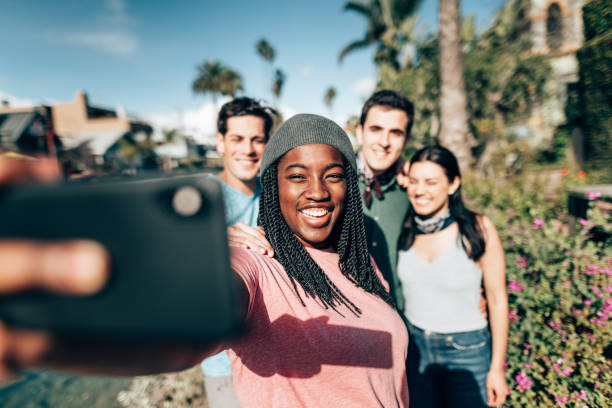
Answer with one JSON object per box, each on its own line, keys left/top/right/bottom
{"left": 201, "top": 97, "right": 275, "bottom": 407}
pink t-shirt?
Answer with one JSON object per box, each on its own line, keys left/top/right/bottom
{"left": 225, "top": 246, "right": 409, "bottom": 408}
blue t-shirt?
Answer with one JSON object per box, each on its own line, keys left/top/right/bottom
{"left": 201, "top": 175, "right": 261, "bottom": 377}
{"left": 217, "top": 175, "right": 261, "bottom": 228}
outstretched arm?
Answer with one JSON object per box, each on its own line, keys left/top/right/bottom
{"left": 0, "top": 156, "right": 249, "bottom": 378}
{"left": 0, "top": 156, "right": 110, "bottom": 378}
{"left": 36, "top": 270, "right": 250, "bottom": 377}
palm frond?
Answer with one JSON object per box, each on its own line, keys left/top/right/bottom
{"left": 338, "top": 38, "right": 375, "bottom": 63}
{"left": 343, "top": 0, "right": 374, "bottom": 17}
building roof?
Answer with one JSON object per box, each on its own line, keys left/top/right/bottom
{"left": 0, "top": 111, "right": 36, "bottom": 143}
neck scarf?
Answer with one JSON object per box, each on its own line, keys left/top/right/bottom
{"left": 414, "top": 209, "right": 455, "bottom": 234}
{"left": 356, "top": 154, "right": 397, "bottom": 208}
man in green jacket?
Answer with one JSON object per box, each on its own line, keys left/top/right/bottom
{"left": 355, "top": 90, "right": 414, "bottom": 312}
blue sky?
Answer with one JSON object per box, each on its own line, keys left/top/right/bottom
{"left": 0, "top": 0, "right": 505, "bottom": 143}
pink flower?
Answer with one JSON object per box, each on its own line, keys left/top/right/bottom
{"left": 579, "top": 390, "right": 587, "bottom": 400}
{"left": 591, "top": 285, "right": 600, "bottom": 293}
{"left": 587, "top": 191, "right": 602, "bottom": 200}
{"left": 509, "top": 309, "right": 519, "bottom": 321}
{"left": 508, "top": 280, "right": 525, "bottom": 292}
{"left": 585, "top": 264, "right": 598, "bottom": 275}
{"left": 584, "top": 299, "right": 593, "bottom": 305}
{"left": 580, "top": 218, "right": 590, "bottom": 226}
{"left": 516, "top": 256, "right": 529, "bottom": 268}
{"left": 533, "top": 219, "right": 545, "bottom": 228}
{"left": 555, "top": 395, "right": 568, "bottom": 405}
{"left": 561, "top": 368, "right": 571, "bottom": 376}
{"left": 549, "top": 321, "right": 562, "bottom": 331}
{"left": 515, "top": 370, "right": 533, "bottom": 392}
{"left": 606, "top": 286, "right": 612, "bottom": 293}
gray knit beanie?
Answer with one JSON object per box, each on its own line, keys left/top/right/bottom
{"left": 260, "top": 113, "right": 356, "bottom": 176}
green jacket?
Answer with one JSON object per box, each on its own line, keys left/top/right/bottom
{"left": 359, "top": 174, "right": 410, "bottom": 312}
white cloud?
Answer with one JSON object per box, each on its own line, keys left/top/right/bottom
{"left": 275, "top": 105, "right": 351, "bottom": 141}
{"left": 62, "top": 31, "right": 138, "bottom": 56}
{"left": 146, "top": 97, "right": 231, "bottom": 145}
{"left": 331, "top": 112, "right": 352, "bottom": 129}
{"left": 351, "top": 77, "right": 376, "bottom": 98}
{"left": 300, "top": 65, "right": 313, "bottom": 77}
{"left": 53, "top": 0, "right": 137, "bottom": 56}
{"left": 105, "top": 0, "right": 126, "bottom": 14}
{"left": 146, "top": 99, "right": 310, "bottom": 146}
{"left": 0, "top": 90, "right": 36, "bottom": 108}
{"left": 102, "top": 0, "right": 132, "bottom": 26}
{"left": 278, "top": 104, "right": 297, "bottom": 121}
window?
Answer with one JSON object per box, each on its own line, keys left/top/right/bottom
{"left": 546, "top": 3, "right": 563, "bottom": 52}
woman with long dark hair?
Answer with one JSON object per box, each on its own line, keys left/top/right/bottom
{"left": 219, "top": 114, "right": 409, "bottom": 407}
{"left": 398, "top": 145, "right": 508, "bottom": 407}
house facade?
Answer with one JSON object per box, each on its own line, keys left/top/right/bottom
{"left": 50, "top": 91, "right": 152, "bottom": 157}
{"left": 0, "top": 91, "right": 153, "bottom": 172}
{"left": 0, "top": 104, "right": 60, "bottom": 154}
{"left": 527, "top": 0, "right": 586, "bottom": 141}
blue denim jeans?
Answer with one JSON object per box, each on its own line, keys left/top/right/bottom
{"left": 406, "top": 321, "right": 491, "bottom": 408}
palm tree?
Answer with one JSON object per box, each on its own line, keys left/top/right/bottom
{"left": 255, "top": 39, "right": 276, "bottom": 63}
{"left": 256, "top": 38, "right": 279, "bottom": 101}
{"left": 338, "top": 0, "right": 422, "bottom": 69}
{"left": 324, "top": 87, "right": 337, "bottom": 115}
{"left": 438, "top": 0, "right": 474, "bottom": 170}
{"left": 192, "top": 60, "right": 244, "bottom": 105}
{"left": 272, "top": 69, "right": 286, "bottom": 104}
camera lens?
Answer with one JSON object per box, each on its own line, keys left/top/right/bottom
{"left": 172, "top": 186, "right": 202, "bottom": 217}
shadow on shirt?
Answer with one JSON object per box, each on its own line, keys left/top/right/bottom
{"left": 232, "top": 311, "right": 393, "bottom": 378}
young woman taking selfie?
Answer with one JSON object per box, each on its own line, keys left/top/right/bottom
{"left": 0, "top": 115, "right": 410, "bottom": 408}
{"left": 217, "top": 114, "right": 409, "bottom": 407}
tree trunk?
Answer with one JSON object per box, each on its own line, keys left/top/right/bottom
{"left": 438, "top": 0, "right": 475, "bottom": 171}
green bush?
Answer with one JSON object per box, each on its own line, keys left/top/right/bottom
{"left": 463, "top": 171, "right": 612, "bottom": 407}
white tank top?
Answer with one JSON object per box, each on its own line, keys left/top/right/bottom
{"left": 397, "top": 234, "right": 487, "bottom": 333}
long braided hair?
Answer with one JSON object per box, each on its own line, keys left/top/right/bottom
{"left": 258, "top": 155, "right": 395, "bottom": 316}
